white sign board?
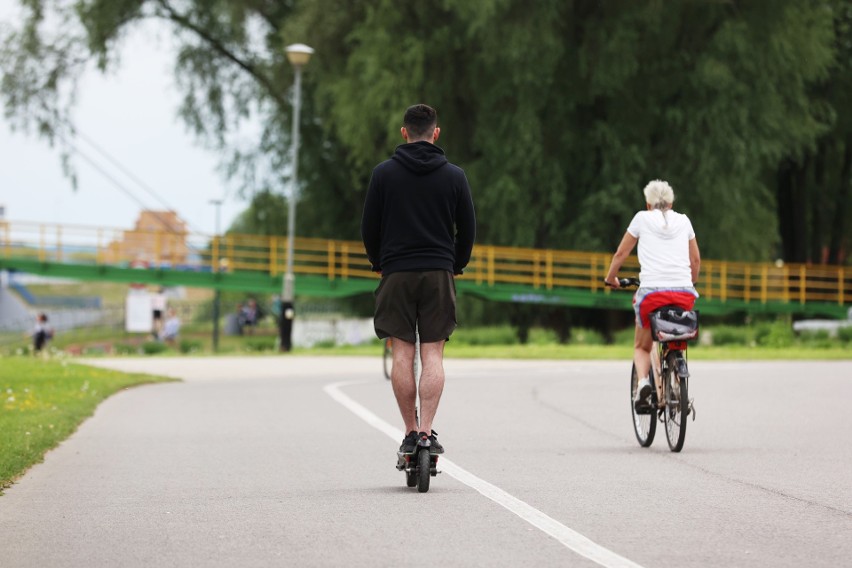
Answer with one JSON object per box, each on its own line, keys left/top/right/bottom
{"left": 126, "top": 291, "right": 153, "bottom": 333}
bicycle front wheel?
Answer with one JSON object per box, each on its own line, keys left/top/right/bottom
{"left": 631, "top": 363, "right": 656, "bottom": 447}
{"left": 663, "top": 352, "right": 688, "bottom": 452}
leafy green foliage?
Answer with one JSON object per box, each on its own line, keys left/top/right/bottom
{"left": 1, "top": 0, "right": 848, "bottom": 263}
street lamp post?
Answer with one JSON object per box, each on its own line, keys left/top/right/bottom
{"left": 210, "top": 198, "right": 223, "bottom": 353}
{"left": 280, "top": 43, "right": 314, "bottom": 352}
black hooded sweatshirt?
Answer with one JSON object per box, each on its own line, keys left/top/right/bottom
{"left": 361, "top": 141, "right": 476, "bottom": 276}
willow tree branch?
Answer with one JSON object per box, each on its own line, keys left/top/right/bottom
{"left": 154, "top": 0, "right": 288, "bottom": 111}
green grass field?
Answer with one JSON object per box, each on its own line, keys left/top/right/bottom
{"left": 0, "top": 357, "right": 174, "bottom": 492}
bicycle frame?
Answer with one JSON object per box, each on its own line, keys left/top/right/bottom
{"left": 651, "top": 340, "right": 689, "bottom": 406}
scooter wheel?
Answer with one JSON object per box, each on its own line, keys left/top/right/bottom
{"left": 406, "top": 467, "right": 417, "bottom": 487}
{"left": 417, "top": 449, "right": 431, "bottom": 493}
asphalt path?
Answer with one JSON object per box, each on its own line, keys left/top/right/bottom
{"left": 1, "top": 356, "right": 850, "bottom": 567}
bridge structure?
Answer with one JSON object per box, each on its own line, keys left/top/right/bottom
{"left": 0, "top": 220, "right": 849, "bottom": 318}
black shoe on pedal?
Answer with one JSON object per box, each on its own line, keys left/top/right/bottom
{"left": 419, "top": 431, "right": 444, "bottom": 455}
{"left": 399, "top": 431, "right": 418, "bottom": 454}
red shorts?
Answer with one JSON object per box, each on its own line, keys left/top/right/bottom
{"left": 633, "top": 289, "right": 698, "bottom": 328}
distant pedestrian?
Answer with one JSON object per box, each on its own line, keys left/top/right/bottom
{"left": 240, "top": 298, "right": 260, "bottom": 335}
{"left": 160, "top": 308, "right": 181, "bottom": 345}
{"left": 32, "top": 313, "right": 54, "bottom": 354}
{"left": 151, "top": 287, "right": 167, "bottom": 338}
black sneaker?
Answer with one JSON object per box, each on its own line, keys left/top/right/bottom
{"left": 399, "top": 431, "right": 418, "bottom": 454}
{"left": 419, "top": 430, "right": 444, "bottom": 455}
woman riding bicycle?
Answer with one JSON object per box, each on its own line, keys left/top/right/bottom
{"left": 604, "top": 180, "right": 701, "bottom": 406}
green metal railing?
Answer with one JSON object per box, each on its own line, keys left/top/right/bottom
{"left": 1, "top": 220, "right": 849, "bottom": 316}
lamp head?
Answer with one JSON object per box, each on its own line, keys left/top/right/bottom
{"left": 285, "top": 44, "right": 315, "bottom": 67}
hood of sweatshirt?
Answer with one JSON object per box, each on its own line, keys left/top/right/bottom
{"left": 391, "top": 141, "right": 448, "bottom": 175}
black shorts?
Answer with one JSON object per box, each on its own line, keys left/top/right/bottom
{"left": 373, "top": 270, "right": 457, "bottom": 343}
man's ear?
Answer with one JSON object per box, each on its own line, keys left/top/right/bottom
{"left": 432, "top": 127, "right": 441, "bottom": 143}
{"left": 401, "top": 126, "right": 408, "bottom": 141}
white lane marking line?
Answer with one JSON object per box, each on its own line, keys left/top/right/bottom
{"left": 324, "top": 379, "right": 645, "bottom": 568}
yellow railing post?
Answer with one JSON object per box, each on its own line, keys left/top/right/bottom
{"left": 744, "top": 265, "right": 751, "bottom": 303}
{"left": 213, "top": 236, "right": 220, "bottom": 272}
{"left": 839, "top": 269, "right": 844, "bottom": 305}
{"left": 546, "top": 250, "right": 553, "bottom": 290}
{"left": 721, "top": 263, "right": 727, "bottom": 302}
{"left": 269, "top": 236, "right": 278, "bottom": 275}
{"left": 799, "top": 265, "right": 806, "bottom": 304}
{"left": 533, "top": 252, "right": 541, "bottom": 289}
{"left": 590, "top": 254, "right": 597, "bottom": 292}
{"left": 783, "top": 265, "right": 789, "bottom": 303}
{"left": 342, "top": 242, "right": 349, "bottom": 280}
{"left": 328, "top": 241, "right": 336, "bottom": 281}
{"left": 705, "top": 261, "right": 712, "bottom": 300}
{"left": 487, "top": 247, "right": 495, "bottom": 286}
{"left": 474, "top": 249, "right": 483, "bottom": 285}
{"left": 761, "top": 265, "right": 768, "bottom": 304}
{"left": 227, "top": 235, "right": 234, "bottom": 270}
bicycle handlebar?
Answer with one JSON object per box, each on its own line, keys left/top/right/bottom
{"left": 604, "top": 277, "right": 640, "bottom": 288}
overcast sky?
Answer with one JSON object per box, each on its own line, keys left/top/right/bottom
{"left": 0, "top": 4, "right": 247, "bottom": 236}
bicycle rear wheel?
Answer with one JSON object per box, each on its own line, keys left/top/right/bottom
{"left": 663, "top": 352, "right": 688, "bottom": 452}
{"left": 631, "top": 363, "right": 656, "bottom": 447}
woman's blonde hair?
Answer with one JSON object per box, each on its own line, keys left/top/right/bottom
{"left": 643, "top": 180, "right": 675, "bottom": 210}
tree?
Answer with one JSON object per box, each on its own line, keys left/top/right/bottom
{"left": 775, "top": 1, "right": 852, "bottom": 264}
{"left": 1, "top": 0, "right": 844, "bottom": 265}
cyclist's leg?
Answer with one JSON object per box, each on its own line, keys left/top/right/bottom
{"left": 390, "top": 338, "right": 419, "bottom": 434}
{"left": 417, "top": 340, "right": 446, "bottom": 435}
{"left": 632, "top": 289, "right": 654, "bottom": 390}
{"left": 633, "top": 324, "right": 653, "bottom": 385}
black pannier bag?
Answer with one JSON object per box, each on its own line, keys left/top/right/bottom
{"left": 649, "top": 307, "right": 699, "bottom": 342}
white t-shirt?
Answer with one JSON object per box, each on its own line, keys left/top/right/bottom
{"left": 626, "top": 209, "right": 695, "bottom": 287}
{"left": 151, "top": 293, "right": 167, "bottom": 311}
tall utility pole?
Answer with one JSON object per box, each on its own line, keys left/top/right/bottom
{"left": 209, "top": 198, "right": 223, "bottom": 353}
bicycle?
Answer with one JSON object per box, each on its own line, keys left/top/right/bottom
{"left": 607, "top": 277, "right": 698, "bottom": 452}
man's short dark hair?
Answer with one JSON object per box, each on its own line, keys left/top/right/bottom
{"left": 403, "top": 104, "right": 437, "bottom": 139}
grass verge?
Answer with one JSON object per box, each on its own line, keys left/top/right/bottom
{"left": 294, "top": 340, "right": 852, "bottom": 360}
{"left": 0, "top": 356, "right": 175, "bottom": 492}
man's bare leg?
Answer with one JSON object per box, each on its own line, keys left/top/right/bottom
{"left": 390, "top": 338, "right": 418, "bottom": 433}
{"left": 417, "top": 340, "right": 445, "bottom": 434}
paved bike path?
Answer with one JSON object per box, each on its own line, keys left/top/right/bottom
{"left": 0, "top": 357, "right": 594, "bottom": 568}
{"left": 1, "top": 357, "right": 850, "bottom": 567}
